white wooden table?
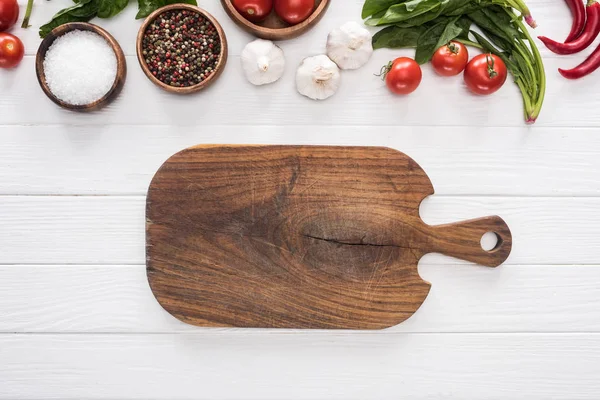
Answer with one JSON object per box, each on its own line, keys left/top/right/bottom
{"left": 2, "top": 0, "right": 600, "bottom": 398}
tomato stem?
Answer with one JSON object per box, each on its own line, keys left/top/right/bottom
{"left": 375, "top": 61, "right": 393, "bottom": 80}
{"left": 447, "top": 42, "right": 459, "bottom": 54}
{"left": 21, "top": 0, "right": 35, "bottom": 28}
{"left": 486, "top": 54, "right": 498, "bottom": 78}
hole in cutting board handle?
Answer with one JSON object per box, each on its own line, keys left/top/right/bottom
{"left": 481, "top": 231, "right": 502, "bottom": 252}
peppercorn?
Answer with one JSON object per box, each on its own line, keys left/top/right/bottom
{"left": 142, "top": 9, "right": 222, "bottom": 88}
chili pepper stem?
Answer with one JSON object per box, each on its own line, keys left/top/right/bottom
{"left": 21, "top": 0, "right": 34, "bottom": 28}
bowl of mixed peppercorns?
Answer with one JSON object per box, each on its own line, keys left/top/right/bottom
{"left": 136, "top": 4, "right": 228, "bottom": 94}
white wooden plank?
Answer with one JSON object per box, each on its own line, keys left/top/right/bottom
{"left": 1, "top": 333, "right": 599, "bottom": 399}
{"left": 0, "top": 196, "right": 599, "bottom": 265}
{"left": 1, "top": 264, "right": 599, "bottom": 333}
{"left": 0, "top": 125, "right": 598, "bottom": 196}
{"left": 1, "top": 53, "right": 594, "bottom": 127}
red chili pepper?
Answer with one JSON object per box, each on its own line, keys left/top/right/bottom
{"left": 538, "top": 1, "right": 600, "bottom": 54}
{"left": 558, "top": 42, "right": 600, "bottom": 78}
{"left": 565, "top": 0, "right": 586, "bottom": 42}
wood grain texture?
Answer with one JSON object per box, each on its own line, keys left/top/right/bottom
{"left": 220, "top": 0, "right": 330, "bottom": 40}
{"left": 146, "top": 145, "right": 511, "bottom": 329}
{"left": 35, "top": 22, "right": 127, "bottom": 111}
{"left": 136, "top": 4, "right": 228, "bottom": 94}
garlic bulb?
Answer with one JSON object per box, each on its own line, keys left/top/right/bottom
{"left": 241, "top": 39, "right": 285, "bottom": 86}
{"left": 326, "top": 21, "right": 373, "bottom": 70}
{"left": 296, "top": 55, "right": 341, "bottom": 100}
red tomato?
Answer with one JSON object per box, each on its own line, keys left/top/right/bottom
{"left": 463, "top": 53, "right": 508, "bottom": 95}
{"left": 382, "top": 57, "right": 422, "bottom": 95}
{"left": 0, "top": 0, "right": 19, "bottom": 32}
{"left": 431, "top": 41, "right": 469, "bottom": 76}
{"left": 232, "top": 0, "right": 273, "bottom": 23}
{"left": 274, "top": 0, "right": 315, "bottom": 25}
{"left": 0, "top": 32, "right": 23, "bottom": 68}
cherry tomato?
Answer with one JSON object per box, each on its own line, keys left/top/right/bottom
{"left": 0, "top": 0, "right": 19, "bottom": 32}
{"left": 232, "top": 0, "right": 273, "bottom": 23}
{"left": 463, "top": 53, "right": 508, "bottom": 95}
{"left": 0, "top": 32, "right": 24, "bottom": 68}
{"left": 431, "top": 41, "right": 469, "bottom": 76}
{"left": 382, "top": 57, "right": 422, "bottom": 95}
{"left": 274, "top": 0, "right": 315, "bottom": 25}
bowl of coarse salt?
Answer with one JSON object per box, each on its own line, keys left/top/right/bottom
{"left": 36, "top": 23, "right": 127, "bottom": 111}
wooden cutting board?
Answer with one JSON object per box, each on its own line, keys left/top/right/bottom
{"left": 146, "top": 145, "right": 512, "bottom": 329}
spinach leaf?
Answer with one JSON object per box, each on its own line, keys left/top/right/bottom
{"left": 480, "top": 6, "right": 519, "bottom": 41}
{"left": 365, "top": 9, "right": 389, "bottom": 26}
{"left": 97, "top": 0, "right": 129, "bottom": 18}
{"left": 136, "top": 0, "right": 197, "bottom": 19}
{"left": 39, "top": 0, "right": 98, "bottom": 38}
{"left": 438, "top": 0, "right": 471, "bottom": 15}
{"left": 368, "top": 0, "right": 442, "bottom": 26}
{"left": 362, "top": 0, "right": 404, "bottom": 19}
{"left": 372, "top": 24, "right": 429, "bottom": 49}
{"left": 415, "top": 15, "right": 464, "bottom": 64}
{"left": 455, "top": 15, "right": 472, "bottom": 38}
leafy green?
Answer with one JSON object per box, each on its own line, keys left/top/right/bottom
{"left": 39, "top": 0, "right": 98, "bottom": 37}
{"left": 362, "top": 0, "right": 404, "bottom": 19}
{"left": 372, "top": 25, "right": 428, "bottom": 49}
{"left": 97, "top": 0, "right": 129, "bottom": 18}
{"left": 136, "top": 0, "right": 197, "bottom": 19}
{"left": 367, "top": 0, "right": 442, "bottom": 26}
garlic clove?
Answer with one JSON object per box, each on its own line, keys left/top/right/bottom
{"left": 241, "top": 39, "right": 285, "bottom": 86}
{"left": 326, "top": 21, "right": 373, "bottom": 70}
{"left": 296, "top": 54, "right": 341, "bottom": 101}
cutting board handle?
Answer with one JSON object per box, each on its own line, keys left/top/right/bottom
{"left": 423, "top": 216, "right": 512, "bottom": 267}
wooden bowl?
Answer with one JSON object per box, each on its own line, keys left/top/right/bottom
{"left": 221, "top": 0, "right": 330, "bottom": 40}
{"left": 136, "top": 4, "right": 228, "bottom": 94}
{"left": 35, "top": 22, "right": 126, "bottom": 112}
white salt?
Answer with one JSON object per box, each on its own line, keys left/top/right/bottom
{"left": 43, "top": 30, "right": 118, "bottom": 106}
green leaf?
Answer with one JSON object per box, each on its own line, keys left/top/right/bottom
{"left": 362, "top": 0, "right": 404, "bottom": 19}
{"left": 136, "top": 0, "right": 197, "bottom": 19}
{"left": 39, "top": 0, "right": 98, "bottom": 38}
{"left": 369, "top": 0, "right": 442, "bottom": 26}
{"left": 97, "top": 0, "right": 129, "bottom": 18}
{"left": 372, "top": 24, "right": 429, "bottom": 49}
{"left": 415, "top": 15, "right": 463, "bottom": 64}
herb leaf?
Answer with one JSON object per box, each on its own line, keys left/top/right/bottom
{"left": 39, "top": 0, "right": 98, "bottom": 38}
{"left": 97, "top": 0, "right": 129, "bottom": 18}
{"left": 136, "top": 0, "right": 197, "bottom": 19}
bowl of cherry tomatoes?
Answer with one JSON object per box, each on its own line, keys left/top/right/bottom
{"left": 221, "top": 0, "right": 330, "bottom": 40}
